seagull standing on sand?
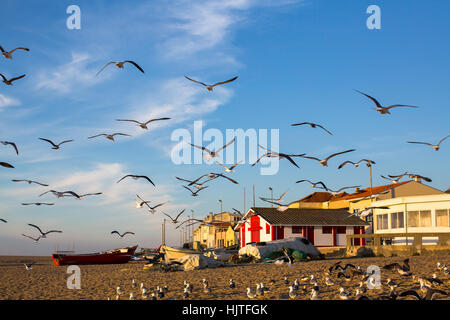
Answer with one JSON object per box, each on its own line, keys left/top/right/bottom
{"left": 355, "top": 89, "right": 419, "bottom": 114}
{"left": 1, "top": 141, "right": 19, "bottom": 155}
{"left": 338, "top": 287, "right": 352, "bottom": 300}
{"left": 289, "top": 286, "right": 297, "bottom": 299}
{"left": 246, "top": 287, "right": 256, "bottom": 299}
{"left": 300, "top": 149, "right": 356, "bottom": 167}
{"left": 96, "top": 60, "right": 145, "bottom": 76}
{"left": 116, "top": 118, "right": 171, "bottom": 130}
{"left": 229, "top": 279, "right": 235, "bottom": 289}
{"left": 39, "top": 138, "right": 74, "bottom": 150}
{"left": 184, "top": 75, "right": 238, "bottom": 91}
{"left": 291, "top": 122, "right": 333, "bottom": 135}
{"left": 0, "top": 45, "right": 30, "bottom": 59}
{"left": 407, "top": 135, "right": 450, "bottom": 151}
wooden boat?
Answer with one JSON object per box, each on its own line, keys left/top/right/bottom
{"left": 51, "top": 245, "right": 138, "bottom": 266}
{"left": 160, "top": 245, "right": 201, "bottom": 262}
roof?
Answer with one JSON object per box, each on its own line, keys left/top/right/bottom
{"left": 331, "top": 181, "right": 411, "bottom": 202}
{"left": 249, "top": 207, "right": 368, "bottom": 226}
{"left": 446, "top": 188, "right": 450, "bottom": 194}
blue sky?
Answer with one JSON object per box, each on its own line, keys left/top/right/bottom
{"left": 0, "top": 0, "right": 449, "bottom": 255}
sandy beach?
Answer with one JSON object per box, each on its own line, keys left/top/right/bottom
{"left": 0, "top": 254, "right": 448, "bottom": 300}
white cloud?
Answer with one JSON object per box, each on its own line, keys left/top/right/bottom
{"left": 0, "top": 94, "right": 20, "bottom": 109}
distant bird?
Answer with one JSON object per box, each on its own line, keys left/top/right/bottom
{"left": 284, "top": 276, "right": 289, "bottom": 285}
{"left": 0, "top": 218, "right": 7, "bottom": 223}
{"left": 300, "top": 149, "right": 355, "bottom": 167}
{"left": 135, "top": 194, "right": 152, "bottom": 209}
{"left": 407, "top": 135, "right": 450, "bottom": 151}
{"left": 203, "top": 283, "right": 212, "bottom": 294}
{"left": 1, "top": 141, "right": 19, "bottom": 155}
{"left": 189, "top": 138, "right": 235, "bottom": 161}
{"left": 132, "top": 279, "right": 137, "bottom": 288}
{"left": 24, "top": 262, "right": 36, "bottom": 270}
{"left": 246, "top": 287, "right": 256, "bottom": 299}
{"left": 0, "top": 73, "right": 26, "bottom": 85}
{"left": 22, "top": 202, "right": 54, "bottom": 206}
{"left": 320, "top": 185, "right": 362, "bottom": 196}
{"left": 88, "top": 133, "right": 131, "bottom": 141}
{"left": 21, "top": 234, "right": 41, "bottom": 242}
{"left": 338, "top": 159, "right": 375, "bottom": 169}
{"left": 183, "top": 287, "right": 189, "bottom": 299}
{"left": 388, "top": 172, "right": 432, "bottom": 183}
{"left": 27, "top": 224, "right": 62, "bottom": 239}
{"left": 0, "top": 45, "right": 30, "bottom": 59}
{"left": 176, "top": 176, "right": 210, "bottom": 190}
{"left": 382, "top": 259, "right": 412, "bottom": 276}
{"left": 291, "top": 122, "right": 333, "bottom": 135}
{"left": 229, "top": 279, "right": 235, "bottom": 289}
{"left": 182, "top": 185, "right": 208, "bottom": 197}
{"left": 296, "top": 180, "right": 327, "bottom": 189}
{"left": 39, "top": 190, "right": 80, "bottom": 199}
{"left": 381, "top": 175, "right": 404, "bottom": 184}
{"left": 189, "top": 173, "right": 239, "bottom": 186}
{"left": 96, "top": 60, "right": 145, "bottom": 76}
{"left": 260, "top": 189, "right": 289, "bottom": 203}
{"left": 355, "top": 90, "right": 419, "bottom": 114}
{"left": 162, "top": 209, "right": 186, "bottom": 224}
{"left": 116, "top": 118, "right": 171, "bottom": 130}
{"left": 141, "top": 288, "right": 149, "bottom": 299}
{"left": 325, "top": 277, "right": 335, "bottom": 286}
{"left": 185, "top": 75, "right": 238, "bottom": 91}
{"left": 253, "top": 145, "right": 304, "bottom": 168}
{"left": 259, "top": 198, "right": 290, "bottom": 212}
{"left": 310, "top": 286, "right": 322, "bottom": 300}
{"left": 116, "top": 286, "right": 124, "bottom": 295}
{"left": 117, "top": 175, "right": 155, "bottom": 186}
{"left": 0, "top": 162, "right": 14, "bottom": 168}
{"left": 39, "top": 138, "right": 73, "bottom": 150}
{"left": 146, "top": 202, "right": 168, "bottom": 214}
{"left": 111, "top": 231, "right": 135, "bottom": 238}
{"left": 215, "top": 160, "right": 243, "bottom": 173}
{"left": 12, "top": 179, "right": 48, "bottom": 186}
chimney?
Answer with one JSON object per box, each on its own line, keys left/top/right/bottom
{"left": 355, "top": 187, "right": 360, "bottom": 193}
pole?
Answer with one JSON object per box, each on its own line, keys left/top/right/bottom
{"left": 269, "top": 187, "right": 273, "bottom": 208}
{"left": 369, "top": 165, "right": 373, "bottom": 203}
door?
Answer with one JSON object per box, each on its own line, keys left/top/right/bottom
{"left": 307, "top": 226, "right": 315, "bottom": 244}
{"left": 353, "top": 227, "right": 361, "bottom": 246}
{"left": 250, "top": 216, "right": 261, "bottom": 243}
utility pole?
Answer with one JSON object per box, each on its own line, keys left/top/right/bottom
{"left": 219, "top": 199, "right": 223, "bottom": 214}
{"left": 269, "top": 187, "right": 273, "bottom": 208}
{"left": 162, "top": 218, "right": 166, "bottom": 246}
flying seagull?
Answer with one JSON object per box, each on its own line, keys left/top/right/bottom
{"left": 300, "top": 149, "right": 356, "bottom": 167}
{"left": 296, "top": 180, "right": 328, "bottom": 189}
{"left": 215, "top": 160, "right": 243, "bottom": 173}
{"left": 407, "top": 135, "right": 450, "bottom": 151}
{"left": 27, "top": 223, "right": 62, "bottom": 239}
{"left": 338, "top": 159, "right": 375, "bottom": 169}
{"left": 318, "top": 185, "right": 362, "bottom": 196}
{"left": 117, "top": 175, "right": 155, "bottom": 186}
{"left": 22, "top": 202, "right": 55, "bottom": 206}
{"left": 88, "top": 133, "right": 131, "bottom": 141}
{"left": 0, "top": 73, "right": 26, "bottom": 85}
{"left": 260, "top": 189, "right": 289, "bottom": 202}
{"left": 380, "top": 175, "right": 404, "bottom": 184}
{"left": 182, "top": 185, "right": 208, "bottom": 197}
{"left": 0, "top": 218, "right": 7, "bottom": 223}
{"left": 184, "top": 75, "right": 238, "bottom": 91}
{"left": 0, "top": 45, "right": 30, "bottom": 59}
{"left": 116, "top": 118, "right": 171, "bottom": 130}
{"left": 24, "top": 262, "right": 36, "bottom": 270}
{"left": 189, "top": 173, "right": 239, "bottom": 186}
{"left": 387, "top": 172, "right": 432, "bottom": 183}
{"left": 176, "top": 177, "right": 210, "bottom": 190}
{"left": 0, "top": 162, "right": 14, "bottom": 168}
{"left": 355, "top": 90, "right": 419, "bottom": 114}
{"left": 39, "top": 190, "right": 79, "bottom": 198}
{"left": 12, "top": 179, "right": 48, "bottom": 187}
{"left": 96, "top": 60, "right": 144, "bottom": 76}
{"left": 259, "top": 198, "right": 290, "bottom": 212}
{"left": 1, "top": 141, "right": 19, "bottom": 155}
{"left": 135, "top": 195, "right": 168, "bottom": 214}
{"left": 189, "top": 138, "right": 235, "bottom": 161}
{"left": 253, "top": 145, "right": 305, "bottom": 168}
{"left": 162, "top": 209, "right": 186, "bottom": 224}
{"left": 21, "top": 234, "right": 41, "bottom": 242}
{"left": 291, "top": 122, "right": 333, "bottom": 135}
{"left": 111, "top": 231, "right": 135, "bottom": 238}
{"left": 39, "top": 138, "right": 74, "bottom": 150}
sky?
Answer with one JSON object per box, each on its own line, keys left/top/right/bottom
{"left": 0, "top": 0, "right": 449, "bottom": 255}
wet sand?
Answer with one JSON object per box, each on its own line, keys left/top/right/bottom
{"left": 0, "top": 255, "right": 449, "bottom": 300}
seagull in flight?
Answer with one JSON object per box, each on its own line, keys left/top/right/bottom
{"left": 388, "top": 172, "right": 432, "bottom": 183}
{"left": 260, "top": 190, "right": 289, "bottom": 202}
{"left": 0, "top": 162, "right": 14, "bottom": 168}
{"left": 296, "top": 180, "right": 327, "bottom": 189}
{"left": 0, "top": 45, "right": 30, "bottom": 59}
{"left": 407, "top": 135, "right": 450, "bottom": 151}
{"left": 0, "top": 218, "right": 7, "bottom": 223}
{"left": 12, "top": 179, "right": 48, "bottom": 186}
{"left": 215, "top": 160, "right": 243, "bottom": 173}
{"left": 116, "top": 118, "right": 171, "bottom": 130}
{"left": 0, "top": 73, "right": 26, "bottom": 85}
{"left": 88, "top": 133, "right": 131, "bottom": 141}
{"left": 318, "top": 185, "right": 362, "bottom": 196}
{"left": 253, "top": 145, "right": 305, "bottom": 168}
{"left": 1, "top": 141, "right": 19, "bottom": 155}
{"left": 188, "top": 173, "right": 239, "bottom": 186}
{"left": 24, "top": 262, "right": 36, "bottom": 270}
{"left": 135, "top": 195, "right": 168, "bottom": 213}
{"left": 355, "top": 90, "right": 419, "bottom": 114}
{"left": 39, "top": 138, "right": 74, "bottom": 150}
{"left": 182, "top": 185, "right": 208, "bottom": 197}
{"left": 175, "top": 177, "right": 211, "bottom": 190}
{"left": 338, "top": 159, "right": 375, "bottom": 169}
{"left": 291, "top": 122, "right": 333, "bottom": 135}
{"left": 162, "top": 209, "right": 186, "bottom": 224}
{"left": 189, "top": 138, "right": 235, "bottom": 161}
{"left": 22, "top": 234, "right": 41, "bottom": 242}
{"left": 184, "top": 75, "right": 238, "bottom": 91}
{"left": 39, "top": 190, "right": 78, "bottom": 198}
{"left": 96, "top": 60, "right": 145, "bottom": 76}
{"left": 259, "top": 198, "right": 290, "bottom": 212}
{"left": 111, "top": 231, "right": 135, "bottom": 238}
{"left": 300, "top": 149, "right": 356, "bottom": 167}
{"left": 22, "top": 202, "right": 55, "bottom": 206}
{"left": 27, "top": 223, "right": 62, "bottom": 239}
{"left": 380, "top": 175, "right": 404, "bottom": 184}
{"left": 117, "top": 175, "right": 155, "bottom": 186}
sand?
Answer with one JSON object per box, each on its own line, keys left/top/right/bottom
{"left": 0, "top": 254, "right": 449, "bottom": 300}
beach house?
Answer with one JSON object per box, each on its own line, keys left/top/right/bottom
{"left": 193, "top": 211, "right": 240, "bottom": 249}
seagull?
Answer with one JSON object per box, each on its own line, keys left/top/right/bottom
{"left": 319, "top": 185, "right": 362, "bottom": 196}
{"left": 135, "top": 194, "right": 152, "bottom": 209}
{"left": 182, "top": 185, "right": 208, "bottom": 197}
{"left": 388, "top": 172, "right": 432, "bottom": 183}
{"left": 355, "top": 90, "right": 419, "bottom": 114}
{"left": 0, "top": 73, "right": 26, "bottom": 85}
{"left": 310, "top": 286, "right": 322, "bottom": 300}
{"left": 259, "top": 198, "right": 290, "bottom": 212}
{"left": 116, "top": 286, "right": 124, "bottom": 295}
{"left": 288, "top": 286, "right": 297, "bottom": 299}
{"left": 292, "top": 279, "right": 299, "bottom": 290}
{"left": 246, "top": 287, "right": 256, "bottom": 299}
{"left": 0, "top": 162, "right": 14, "bottom": 168}
{"left": 117, "top": 175, "right": 155, "bottom": 186}
{"left": 215, "top": 160, "right": 243, "bottom": 173}
{"left": 88, "top": 133, "right": 131, "bottom": 141}
{"left": 141, "top": 288, "right": 149, "bottom": 299}
{"left": 0, "top": 218, "right": 7, "bottom": 223}
{"left": 260, "top": 190, "right": 289, "bottom": 203}
{"left": 338, "top": 159, "right": 376, "bottom": 169}
{"left": 21, "top": 234, "right": 41, "bottom": 242}
{"left": 355, "top": 289, "right": 370, "bottom": 300}
{"left": 283, "top": 276, "right": 289, "bottom": 285}
{"left": 24, "top": 262, "right": 36, "bottom": 270}
{"left": 0, "top": 45, "right": 30, "bottom": 59}
{"left": 39, "top": 190, "right": 80, "bottom": 199}
{"left": 203, "top": 283, "right": 212, "bottom": 294}
{"left": 184, "top": 75, "right": 238, "bottom": 91}
{"left": 22, "top": 202, "right": 55, "bottom": 206}
{"left": 381, "top": 175, "right": 405, "bottom": 184}
{"left": 325, "top": 277, "right": 335, "bottom": 286}
{"left": 253, "top": 145, "right": 304, "bottom": 168}
{"left": 162, "top": 209, "right": 186, "bottom": 224}
{"left": 176, "top": 177, "right": 210, "bottom": 190}
{"left": 1, "top": 141, "right": 19, "bottom": 155}
{"left": 296, "top": 180, "right": 327, "bottom": 189}
{"left": 129, "top": 293, "right": 136, "bottom": 300}
{"left": 300, "top": 149, "right": 356, "bottom": 167}
{"left": 116, "top": 118, "right": 171, "bottom": 130}
{"left": 338, "top": 287, "right": 352, "bottom": 300}
{"left": 39, "top": 138, "right": 74, "bottom": 150}
{"left": 145, "top": 202, "right": 168, "bottom": 214}
{"left": 189, "top": 173, "right": 239, "bottom": 186}
{"left": 111, "top": 231, "right": 135, "bottom": 238}
{"left": 407, "top": 135, "right": 450, "bottom": 151}
{"left": 132, "top": 279, "right": 137, "bottom": 288}
{"left": 291, "top": 122, "right": 333, "bottom": 135}
{"left": 27, "top": 224, "right": 62, "bottom": 239}
{"left": 382, "top": 258, "right": 412, "bottom": 276}
{"left": 189, "top": 138, "right": 235, "bottom": 161}
{"left": 229, "top": 279, "right": 235, "bottom": 289}
{"left": 437, "top": 262, "right": 446, "bottom": 271}
{"left": 96, "top": 60, "right": 145, "bottom": 76}
{"left": 182, "top": 287, "right": 189, "bottom": 299}
{"left": 12, "top": 179, "right": 48, "bottom": 186}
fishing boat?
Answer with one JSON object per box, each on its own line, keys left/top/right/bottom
{"left": 51, "top": 245, "right": 138, "bottom": 266}
{"left": 160, "top": 245, "right": 201, "bottom": 262}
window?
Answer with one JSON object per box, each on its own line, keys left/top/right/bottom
{"left": 376, "top": 214, "right": 389, "bottom": 230}
{"left": 322, "top": 226, "right": 332, "bottom": 234}
{"left": 436, "top": 209, "right": 449, "bottom": 227}
{"left": 391, "top": 212, "right": 404, "bottom": 229}
{"left": 420, "top": 210, "right": 432, "bottom": 227}
{"left": 292, "top": 226, "right": 302, "bottom": 234}
{"left": 408, "top": 211, "right": 419, "bottom": 227}
{"left": 337, "top": 227, "right": 346, "bottom": 234}
{"left": 266, "top": 223, "right": 271, "bottom": 234}
{"left": 408, "top": 210, "right": 432, "bottom": 227}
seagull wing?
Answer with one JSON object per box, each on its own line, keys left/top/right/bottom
{"left": 39, "top": 138, "right": 57, "bottom": 147}
{"left": 58, "top": 140, "right": 74, "bottom": 146}
{"left": 9, "top": 47, "right": 30, "bottom": 53}
{"left": 385, "top": 104, "right": 419, "bottom": 110}
{"left": 111, "top": 231, "right": 120, "bottom": 236}
{"left": 316, "top": 124, "right": 333, "bottom": 135}
{"left": 122, "top": 232, "right": 135, "bottom": 236}
{"left": 338, "top": 161, "right": 354, "bottom": 169}
{"left": 189, "top": 142, "right": 211, "bottom": 154}
{"left": 9, "top": 74, "right": 26, "bottom": 82}
{"left": 215, "top": 138, "right": 236, "bottom": 153}
{"left": 278, "top": 190, "right": 289, "bottom": 201}
{"left": 22, "top": 234, "right": 39, "bottom": 241}
{"left": 184, "top": 76, "right": 207, "bottom": 87}
{"left": 116, "top": 175, "right": 131, "bottom": 183}
{"left": 215, "top": 173, "right": 239, "bottom": 184}
{"left": 176, "top": 176, "right": 194, "bottom": 184}
{"left": 174, "top": 209, "right": 186, "bottom": 221}
{"left": 280, "top": 154, "right": 299, "bottom": 168}
{"left": 137, "top": 176, "right": 155, "bottom": 186}
{"left": 111, "top": 133, "right": 131, "bottom": 137}
{"left": 116, "top": 119, "right": 141, "bottom": 124}
{"left": 45, "top": 230, "right": 63, "bottom": 235}
{"left": 162, "top": 212, "right": 174, "bottom": 221}
{"left": 0, "top": 46, "right": 4, "bottom": 53}
{"left": 124, "top": 61, "right": 145, "bottom": 73}
{"left": 407, "top": 141, "right": 433, "bottom": 146}
{"left": 291, "top": 122, "right": 308, "bottom": 127}
{"left": 88, "top": 134, "right": 106, "bottom": 139}
{"left": 211, "top": 76, "right": 238, "bottom": 88}
{"left": 0, "top": 73, "right": 7, "bottom": 81}
{"left": 325, "top": 149, "right": 355, "bottom": 161}
{"left": 144, "top": 117, "right": 171, "bottom": 125}
{"left": 96, "top": 62, "right": 115, "bottom": 76}
{"left": 28, "top": 224, "right": 44, "bottom": 235}
{"left": 354, "top": 90, "right": 383, "bottom": 109}
{"left": 0, "top": 162, "right": 14, "bottom": 168}
{"left": 438, "top": 135, "right": 450, "bottom": 146}
{"left": 3, "top": 141, "right": 19, "bottom": 155}
{"left": 229, "top": 160, "right": 243, "bottom": 170}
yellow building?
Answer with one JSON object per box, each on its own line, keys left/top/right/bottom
{"left": 193, "top": 212, "right": 240, "bottom": 249}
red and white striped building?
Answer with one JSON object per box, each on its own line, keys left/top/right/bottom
{"left": 235, "top": 207, "right": 368, "bottom": 248}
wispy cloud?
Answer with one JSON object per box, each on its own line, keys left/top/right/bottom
{"left": 0, "top": 94, "right": 20, "bottom": 109}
